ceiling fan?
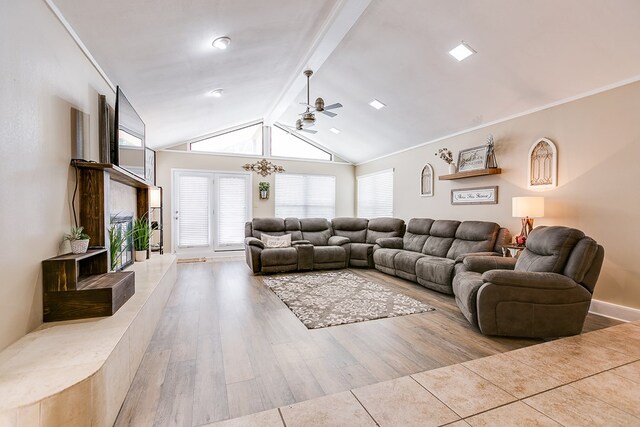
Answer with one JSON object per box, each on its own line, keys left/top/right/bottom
{"left": 290, "top": 69, "right": 342, "bottom": 133}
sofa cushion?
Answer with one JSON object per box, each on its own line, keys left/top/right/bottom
{"left": 300, "top": 218, "right": 332, "bottom": 246}
{"left": 515, "top": 226, "right": 585, "bottom": 273}
{"left": 332, "top": 217, "right": 368, "bottom": 243}
{"left": 261, "top": 233, "right": 292, "bottom": 248}
{"left": 350, "top": 243, "right": 374, "bottom": 261}
{"left": 446, "top": 221, "right": 500, "bottom": 260}
{"left": 563, "top": 237, "right": 598, "bottom": 284}
{"left": 422, "top": 220, "right": 459, "bottom": 257}
{"left": 261, "top": 247, "right": 298, "bottom": 267}
{"left": 251, "top": 218, "right": 286, "bottom": 238}
{"left": 313, "top": 246, "right": 346, "bottom": 264}
{"left": 403, "top": 218, "right": 434, "bottom": 252}
{"left": 285, "top": 217, "right": 303, "bottom": 241}
{"left": 366, "top": 218, "right": 406, "bottom": 244}
{"left": 415, "top": 255, "right": 456, "bottom": 288}
{"left": 395, "top": 251, "right": 427, "bottom": 276}
{"left": 373, "top": 248, "right": 401, "bottom": 270}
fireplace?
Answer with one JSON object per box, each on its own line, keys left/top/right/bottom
{"left": 111, "top": 213, "right": 134, "bottom": 271}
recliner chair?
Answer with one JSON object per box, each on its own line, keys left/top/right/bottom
{"left": 453, "top": 226, "right": 604, "bottom": 338}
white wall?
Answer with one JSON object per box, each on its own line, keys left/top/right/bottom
{"left": 156, "top": 150, "right": 356, "bottom": 251}
{"left": 356, "top": 81, "right": 640, "bottom": 310}
{"left": 0, "top": 0, "right": 114, "bottom": 350}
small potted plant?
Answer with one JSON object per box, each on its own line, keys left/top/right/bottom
{"left": 64, "top": 226, "right": 90, "bottom": 254}
{"left": 259, "top": 181, "right": 270, "bottom": 200}
{"left": 132, "top": 215, "right": 152, "bottom": 262}
{"left": 435, "top": 148, "right": 456, "bottom": 174}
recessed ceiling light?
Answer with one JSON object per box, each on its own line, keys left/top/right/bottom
{"left": 449, "top": 42, "right": 476, "bottom": 61}
{"left": 209, "top": 88, "right": 224, "bottom": 98}
{"left": 329, "top": 127, "right": 341, "bottom": 134}
{"left": 368, "top": 99, "right": 386, "bottom": 110}
{"left": 212, "top": 36, "right": 231, "bottom": 50}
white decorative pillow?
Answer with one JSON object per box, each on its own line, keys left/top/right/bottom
{"left": 260, "top": 233, "right": 292, "bottom": 248}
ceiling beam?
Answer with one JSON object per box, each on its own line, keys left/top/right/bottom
{"left": 263, "top": 0, "right": 372, "bottom": 125}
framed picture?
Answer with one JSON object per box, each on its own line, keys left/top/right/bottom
{"left": 451, "top": 186, "right": 498, "bottom": 205}
{"left": 457, "top": 145, "right": 489, "bottom": 173}
{"left": 145, "top": 148, "right": 156, "bottom": 185}
{"left": 420, "top": 163, "right": 434, "bottom": 197}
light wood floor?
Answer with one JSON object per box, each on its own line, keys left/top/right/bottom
{"left": 114, "top": 260, "right": 620, "bottom": 426}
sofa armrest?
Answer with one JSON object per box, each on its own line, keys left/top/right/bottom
{"left": 463, "top": 256, "right": 516, "bottom": 273}
{"left": 292, "top": 240, "right": 311, "bottom": 246}
{"left": 245, "top": 237, "right": 265, "bottom": 249}
{"left": 455, "top": 252, "right": 503, "bottom": 263}
{"left": 482, "top": 270, "right": 578, "bottom": 290}
{"left": 375, "top": 237, "right": 403, "bottom": 249}
{"left": 328, "top": 236, "right": 350, "bottom": 246}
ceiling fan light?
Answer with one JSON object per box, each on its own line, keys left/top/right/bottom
{"left": 212, "top": 36, "right": 231, "bottom": 50}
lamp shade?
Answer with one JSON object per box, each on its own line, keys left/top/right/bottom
{"left": 149, "top": 187, "right": 162, "bottom": 208}
{"left": 512, "top": 196, "right": 544, "bottom": 218}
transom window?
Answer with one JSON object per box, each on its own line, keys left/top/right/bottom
{"left": 271, "top": 125, "right": 332, "bottom": 161}
{"left": 190, "top": 122, "right": 263, "bottom": 155}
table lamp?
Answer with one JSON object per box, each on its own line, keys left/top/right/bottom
{"left": 512, "top": 196, "right": 544, "bottom": 245}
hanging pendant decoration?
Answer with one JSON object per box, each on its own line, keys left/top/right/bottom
{"left": 242, "top": 159, "right": 285, "bottom": 176}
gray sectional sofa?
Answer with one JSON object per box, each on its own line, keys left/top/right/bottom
{"left": 244, "top": 217, "right": 405, "bottom": 273}
{"left": 373, "top": 219, "right": 510, "bottom": 294}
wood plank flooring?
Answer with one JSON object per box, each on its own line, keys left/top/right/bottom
{"left": 114, "top": 261, "right": 621, "bottom": 426}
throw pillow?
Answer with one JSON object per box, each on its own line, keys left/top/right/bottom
{"left": 261, "top": 233, "right": 292, "bottom": 248}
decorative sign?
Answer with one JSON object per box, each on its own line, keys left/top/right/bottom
{"left": 451, "top": 186, "right": 498, "bottom": 205}
{"left": 242, "top": 159, "right": 285, "bottom": 176}
{"left": 457, "top": 145, "right": 490, "bottom": 173}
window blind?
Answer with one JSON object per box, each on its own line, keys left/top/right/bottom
{"left": 216, "top": 174, "right": 249, "bottom": 247}
{"left": 177, "top": 174, "right": 210, "bottom": 247}
{"left": 275, "top": 174, "right": 336, "bottom": 218}
{"left": 357, "top": 169, "right": 394, "bottom": 218}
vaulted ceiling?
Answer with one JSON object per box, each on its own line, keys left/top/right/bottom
{"left": 54, "top": 0, "right": 640, "bottom": 164}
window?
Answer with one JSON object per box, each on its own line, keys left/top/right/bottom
{"left": 357, "top": 169, "right": 394, "bottom": 218}
{"left": 215, "top": 174, "right": 250, "bottom": 248}
{"left": 271, "top": 125, "right": 332, "bottom": 161}
{"left": 275, "top": 174, "right": 336, "bottom": 218}
{"left": 190, "top": 122, "right": 262, "bottom": 155}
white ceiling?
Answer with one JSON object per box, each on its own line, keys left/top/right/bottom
{"left": 54, "top": 0, "right": 640, "bottom": 163}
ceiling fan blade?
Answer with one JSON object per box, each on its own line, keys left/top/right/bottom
{"left": 299, "top": 102, "right": 314, "bottom": 108}
{"left": 323, "top": 103, "right": 343, "bottom": 110}
{"left": 301, "top": 128, "right": 317, "bottom": 134}
{"left": 320, "top": 110, "right": 337, "bottom": 118}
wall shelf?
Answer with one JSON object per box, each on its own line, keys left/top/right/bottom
{"left": 439, "top": 168, "right": 502, "bottom": 180}
{"left": 74, "top": 161, "right": 152, "bottom": 189}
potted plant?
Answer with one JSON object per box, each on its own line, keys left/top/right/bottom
{"left": 435, "top": 148, "right": 456, "bottom": 174}
{"left": 108, "top": 223, "right": 130, "bottom": 271}
{"left": 259, "top": 181, "right": 270, "bottom": 199}
{"left": 63, "top": 226, "right": 90, "bottom": 254}
{"left": 132, "top": 215, "right": 152, "bottom": 262}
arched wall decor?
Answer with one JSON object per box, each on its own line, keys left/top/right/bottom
{"left": 420, "top": 163, "right": 434, "bottom": 197}
{"left": 528, "top": 137, "right": 557, "bottom": 189}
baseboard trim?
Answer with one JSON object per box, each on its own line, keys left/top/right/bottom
{"left": 589, "top": 299, "right": 640, "bottom": 322}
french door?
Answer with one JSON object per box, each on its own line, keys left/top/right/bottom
{"left": 173, "top": 170, "right": 251, "bottom": 254}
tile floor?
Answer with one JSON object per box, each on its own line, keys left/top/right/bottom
{"left": 207, "top": 321, "right": 640, "bottom": 426}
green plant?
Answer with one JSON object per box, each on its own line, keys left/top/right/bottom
{"left": 63, "top": 226, "right": 89, "bottom": 242}
{"left": 108, "top": 223, "right": 130, "bottom": 271}
{"left": 132, "top": 215, "right": 152, "bottom": 251}
{"left": 258, "top": 181, "right": 270, "bottom": 192}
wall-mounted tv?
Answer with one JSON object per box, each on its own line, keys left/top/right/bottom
{"left": 114, "top": 86, "right": 145, "bottom": 179}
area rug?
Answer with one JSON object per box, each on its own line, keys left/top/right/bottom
{"left": 262, "top": 270, "right": 435, "bottom": 329}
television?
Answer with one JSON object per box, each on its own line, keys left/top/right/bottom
{"left": 114, "top": 86, "right": 146, "bottom": 179}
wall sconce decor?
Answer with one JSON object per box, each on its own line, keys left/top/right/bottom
{"left": 259, "top": 182, "right": 270, "bottom": 200}
{"left": 242, "top": 159, "right": 285, "bottom": 176}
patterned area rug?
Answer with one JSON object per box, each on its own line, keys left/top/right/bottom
{"left": 263, "top": 271, "right": 435, "bottom": 329}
